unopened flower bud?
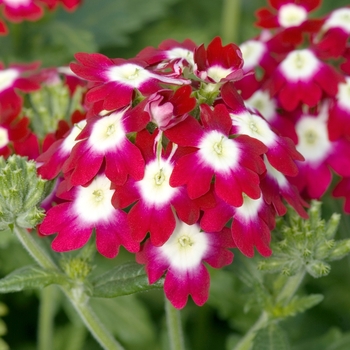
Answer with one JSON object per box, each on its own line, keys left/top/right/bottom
{"left": 328, "top": 239, "right": 350, "bottom": 261}
{"left": 0, "top": 155, "right": 52, "bottom": 229}
{"left": 314, "top": 239, "right": 335, "bottom": 260}
{"left": 306, "top": 260, "right": 331, "bottom": 278}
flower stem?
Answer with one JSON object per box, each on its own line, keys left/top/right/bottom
{"left": 38, "top": 285, "right": 58, "bottom": 350}
{"left": 276, "top": 269, "right": 306, "bottom": 304}
{"left": 13, "top": 226, "right": 57, "bottom": 270}
{"left": 233, "top": 269, "right": 307, "bottom": 350}
{"left": 13, "top": 225, "right": 124, "bottom": 350}
{"left": 165, "top": 297, "right": 185, "bottom": 350}
{"left": 233, "top": 312, "right": 269, "bottom": 350}
{"left": 221, "top": 0, "right": 241, "bottom": 44}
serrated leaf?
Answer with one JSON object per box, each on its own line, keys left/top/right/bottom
{"left": 276, "top": 294, "right": 324, "bottom": 318}
{"left": 252, "top": 323, "right": 290, "bottom": 350}
{"left": 91, "top": 261, "right": 163, "bottom": 298}
{"left": 0, "top": 265, "right": 69, "bottom": 293}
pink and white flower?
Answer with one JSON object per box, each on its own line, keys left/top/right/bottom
{"left": 136, "top": 219, "right": 234, "bottom": 309}
{"left": 165, "top": 103, "right": 267, "bottom": 207}
{"left": 62, "top": 107, "right": 148, "bottom": 186}
{"left": 70, "top": 53, "right": 189, "bottom": 112}
{"left": 40, "top": 174, "right": 139, "bottom": 258}
{"left": 265, "top": 48, "right": 341, "bottom": 111}
{"left": 112, "top": 130, "right": 201, "bottom": 247}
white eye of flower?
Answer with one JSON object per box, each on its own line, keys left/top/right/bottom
{"left": 0, "top": 68, "right": 19, "bottom": 93}
{"left": 198, "top": 130, "right": 239, "bottom": 172}
{"left": 0, "top": 127, "right": 9, "bottom": 149}
{"left": 240, "top": 40, "right": 266, "bottom": 70}
{"left": 207, "top": 65, "right": 233, "bottom": 83}
{"left": 296, "top": 114, "right": 331, "bottom": 163}
{"left": 280, "top": 49, "right": 320, "bottom": 81}
{"left": 160, "top": 221, "right": 208, "bottom": 270}
{"left": 107, "top": 64, "right": 152, "bottom": 87}
{"left": 230, "top": 111, "right": 276, "bottom": 146}
{"left": 278, "top": 3, "right": 308, "bottom": 28}
{"left": 167, "top": 48, "right": 195, "bottom": 66}
{"left": 88, "top": 111, "right": 126, "bottom": 152}
{"left": 245, "top": 90, "right": 276, "bottom": 122}
{"left": 323, "top": 8, "right": 350, "bottom": 34}
{"left": 235, "top": 194, "right": 263, "bottom": 221}
{"left": 74, "top": 174, "right": 115, "bottom": 223}
{"left": 137, "top": 158, "right": 178, "bottom": 207}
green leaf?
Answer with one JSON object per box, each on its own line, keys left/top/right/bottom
{"left": 275, "top": 294, "right": 324, "bottom": 318}
{"left": 0, "top": 265, "right": 69, "bottom": 293}
{"left": 252, "top": 323, "right": 290, "bottom": 350}
{"left": 90, "top": 296, "right": 157, "bottom": 349}
{"left": 92, "top": 261, "right": 163, "bottom": 298}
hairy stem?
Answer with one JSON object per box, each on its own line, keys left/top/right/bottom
{"left": 165, "top": 297, "right": 185, "bottom": 350}
{"left": 14, "top": 226, "right": 124, "bottom": 350}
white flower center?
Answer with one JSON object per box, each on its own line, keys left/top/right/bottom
{"left": 0, "top": 68, "right": 19, "bottom": 93}
{"left": 88, "top": 111, "right": 126, "bottom": 153}
{"left": 240, "top": 40, "right": 266, "bottom": 71}
{"left": 3, "top": 0, "right": 31, "bottom": 7}
{"left": 74, "top": 174, "right": 115, "bottom": 223}
{"left": 296, "top": 113, "right": 331, "bottom": 163}
{"left": 280, "top": 49, "right": 320, "bottom": 81}
{"left": 167, "top": 48, "right": 195, "bottom": 67}
{"left": 235, "top": 194, "right": 263, "bottom": 221}
{"left": 160, "top": 221, "right": 208, "bottom": 271}
{"left": 323, "top": 8, "right": 350, "bottom": 33}
{"left": 207, "top": 65, "right": 233, "bottom": 83}
{"left": 278, "top": 4, "right": 308, "bottom": 28}
{"left": 245, "top": 90, "right": 276, "bottom": 122}
{"left": 336, "top": 77, "right": 350, "bottom": 111}
{"left": 107, "top": 63, "right": 152, "bottom": 88}
{"left": 0, "top": 127, "right": 9, "bottom": 149}
{"left": 198, "top": 130, "right": 239, "bottom": 172}
{"left": 230, "top": 111, "right": 276, "bottom": 146}
{"left": 62, "top": 120, "right": 87, "bottom": 152}
{"left": 138, "top": 158, "right": 178, "bottom": 207}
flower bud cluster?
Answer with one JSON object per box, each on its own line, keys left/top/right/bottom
{"left": 258, "top": 201, "right": 350, "bottom": 278}
{"left": 0, "top": 155, "right": 51, "bottom": 229}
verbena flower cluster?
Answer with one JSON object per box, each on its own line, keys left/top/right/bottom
{"left": 1, "top": 0, "right": 350, "bottom": 309}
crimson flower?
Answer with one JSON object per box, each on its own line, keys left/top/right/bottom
{"left": 136, "top": 219, "right": 234, "bottom": 309}
{"left": 165, "top": 103, "right": 267, "bottom": 207}
{"left": 40, "top": 174, "right": 139, "bottom": 258}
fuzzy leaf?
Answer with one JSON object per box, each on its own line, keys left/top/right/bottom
{"left": 252, "top": 323, "right": 290, "bottom": 350}
{"left": 92, "top": 262, "right": 163, "bottom": 298}
{"left": 0, "top": 265, "right": 69, "bottom": 293}
{"left": 275, "top": 294, "right": 324, "bottom": 318}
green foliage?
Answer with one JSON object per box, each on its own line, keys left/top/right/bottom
{"left": 0, "top": 302, "right": 8, "bottom": 350}
{"left": 25, "top": 80, "right": 84, "bottom": 139}
{"left": 0, "top": 155, "right": 53, "bottom": 230}
{"left": 0, "top": 265, "right": 69, "bottom": 293}
{"left": 91, "top": 261, "right": 164, "bottom": 298}
{"left": 90, "top": 296, "right": 159, "bottom": 350}
{"left": 252, "top": 324, "right": 290, "bottom": 350}
{"left": 258, "top": 201, "right": 348, "bottom": 278}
